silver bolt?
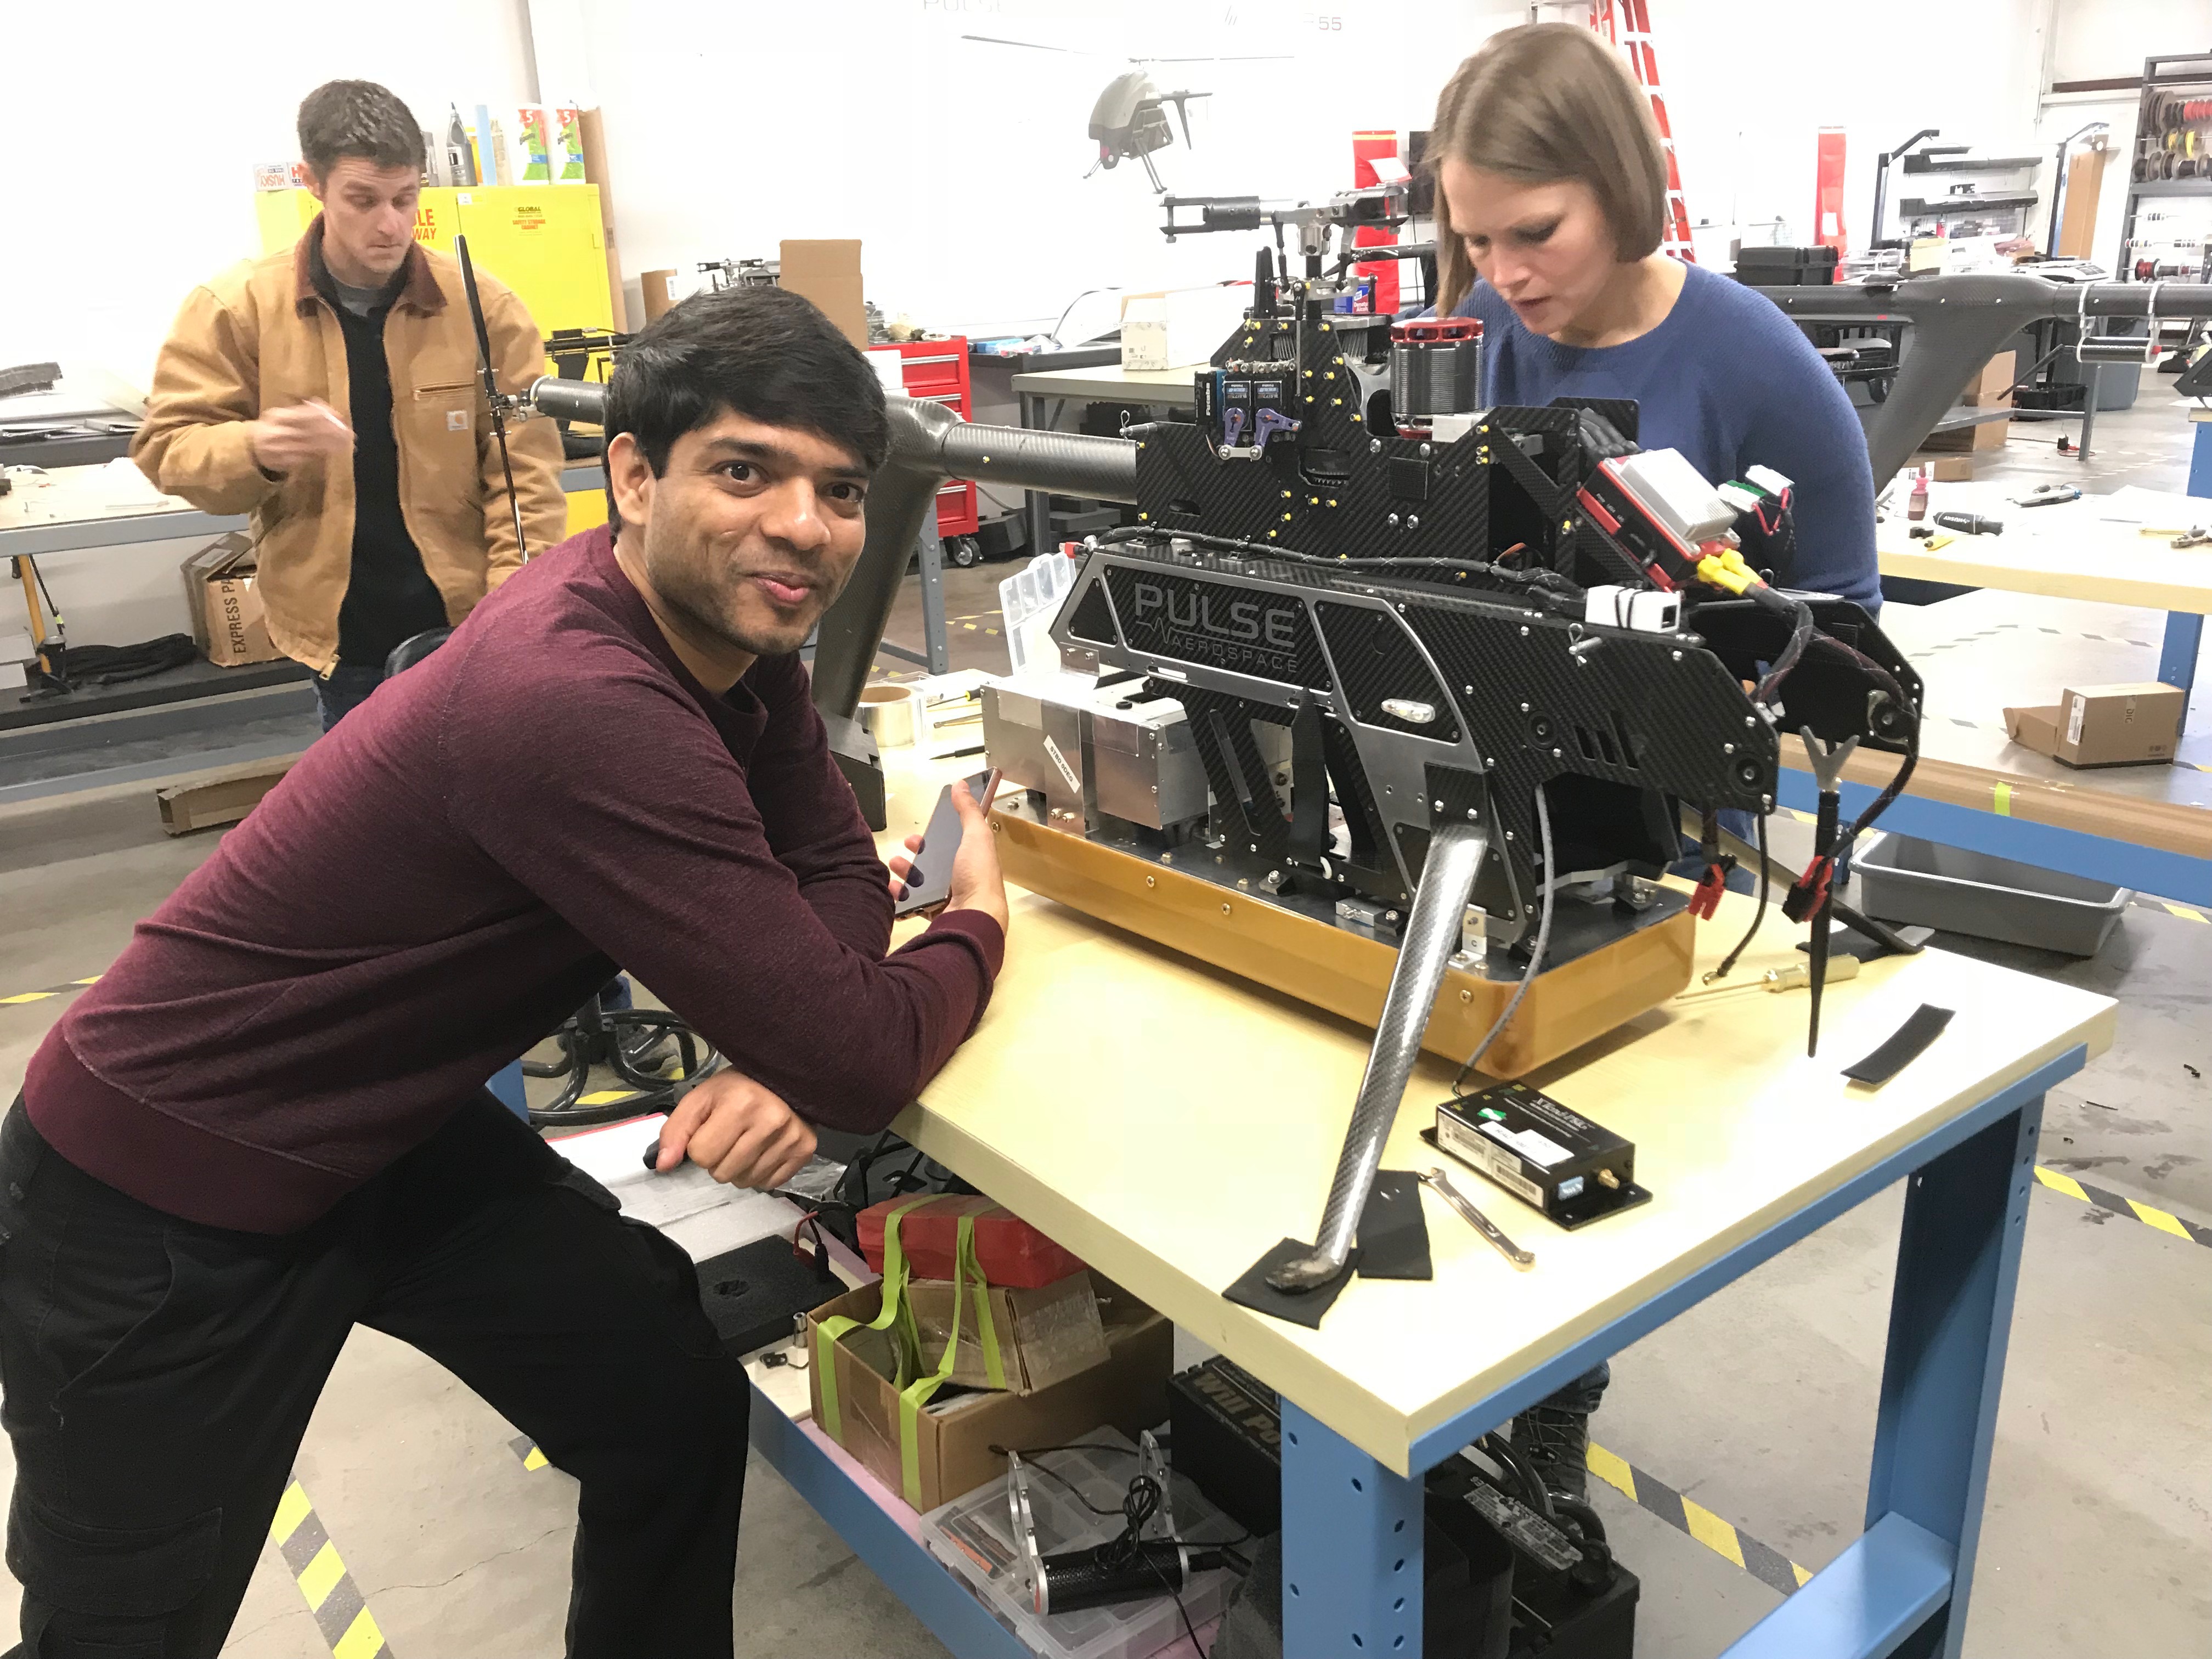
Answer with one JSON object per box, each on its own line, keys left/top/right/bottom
{"left": 1221, "top": 902, "right": 1232, "bottom": 915}
{"left": 1387, "top": 513, "right": 1401, "bottom": 527}
{"left": 1433, "top": 798, "right": 1445, "bottom": 811}
{"left": 1369, "top": 439, "right": 1383, "bottom": 454}
{"left": 1407, "top": 516, "right": 1420, "bottom": 529}
{"left": 1519, "top": 701, "right": 1530, "bottom": 713}
{"left": 1460, "top": 989, "right": 1472, "bottom": 1003}
{"left": 1146, "top": 874, "right": 1157, "bottom": 888}
{"left": 1551, "top": 747, "right": 1562, "bottom": 758}
{"left": 1723, "top": 742, "right": 1736, "bottom": 754}
{"left": 1672, "top": 650, "right": 1683, "bottom": 662}
{"left": 1466, "top": 808, "right": 1479, "bottom": 820}
{"left": 1386, "top": 911, "right": 1400, "bottom": 923}
{"left": 1745, "top": 715, "right": 1757, "bottom": 727}
{"left": 1420, "top": 443, "right": 1432, "bottom": 458}
{"left": 1385, "top": 785, "right": 1393, "bottom": 795}
{"left": 1237, "top": 878, "right": 1250, "bottom": 890}
{"left": 1520, "top": 626, "right": 1531, "bottom": 637}
{"left": 1268, "top": 870, "right": 1282, "bottom": 883}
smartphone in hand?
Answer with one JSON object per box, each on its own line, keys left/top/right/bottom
{"left": 893, "top": 768, "right": 1003, "bottom": 918}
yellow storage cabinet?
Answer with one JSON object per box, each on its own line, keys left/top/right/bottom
{"left": 253, "top": 186, "right": 612, "bottom": 337}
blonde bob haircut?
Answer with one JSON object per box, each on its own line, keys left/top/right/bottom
{"left": 1429, "top": 23, "right": 1669, "bottom": 315}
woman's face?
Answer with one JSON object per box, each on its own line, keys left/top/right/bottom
{"left": 1439, "top": 158, "right": 1619, "bottom": 336}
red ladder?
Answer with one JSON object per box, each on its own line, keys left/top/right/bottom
{"left": 1589, "top": 0, "right": 1696, "bottom": 263}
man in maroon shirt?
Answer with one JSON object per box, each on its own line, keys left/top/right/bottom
{"left": 0, "top": 287, "right": 1008, "bottom": 1658}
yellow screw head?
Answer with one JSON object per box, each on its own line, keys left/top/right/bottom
{"left": 1282, "top": 512, "right": 1293, "bottom": 521}
{"left": 1138, "top": 511, "right": 1149, "bottom": 520}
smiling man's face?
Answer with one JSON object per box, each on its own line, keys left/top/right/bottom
{"left": 608, "top": 410, "right": 871, "bottom": 676}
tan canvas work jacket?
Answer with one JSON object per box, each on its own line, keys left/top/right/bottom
{"left": 132, "top": 218, "right": 568, "bottom": 674}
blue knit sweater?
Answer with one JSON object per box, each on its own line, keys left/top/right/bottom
{"left": 1452, "top": 263, "right": 1880, "bottom": 611}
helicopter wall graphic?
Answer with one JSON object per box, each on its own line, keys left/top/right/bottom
{"left": 961, "top": 33, "right": 1288, "bottom": 193}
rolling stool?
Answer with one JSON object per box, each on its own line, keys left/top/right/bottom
{"left": 381, "top": 629, "right": 720, "bottom": 1128}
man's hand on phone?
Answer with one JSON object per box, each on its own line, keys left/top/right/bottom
{"left": 248, "top": 399, "right": 355, "bottom": 476}
{"left": 886, "top": 778, "right": 1010, "bottom": 932}
{"left": 652, "top": 1070, "right": 817, "bottom": 1189}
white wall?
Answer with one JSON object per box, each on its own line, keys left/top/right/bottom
{"left": 571, "top": 0, "right": 2160, "bottom": 342}
{"left": 579, "top": 0, "right": 1509, "bottom": 341}
{"left": 0, "top": 0, "right": 539, "bottom": 391}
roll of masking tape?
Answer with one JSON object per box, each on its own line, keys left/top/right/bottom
{"left": 858, "top": 683, "right": 918, "bottom": 748}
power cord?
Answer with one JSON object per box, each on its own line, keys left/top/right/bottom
{"left": 990, "top": 1442, "right": 1252, "bottom": 1654}
{"left": 1452, "top": 781, "right": 1555, "bottom": 1097}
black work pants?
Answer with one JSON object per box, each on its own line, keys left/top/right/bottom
{"left": 0, "top": 1094, "right": 749, "bottom": 1657}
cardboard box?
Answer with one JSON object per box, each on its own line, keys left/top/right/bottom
{"left": 640, "top": 269, "right": 679, "bottom": 323}
{"left": 1921, "top": 415, "right": 2011, "bottom": 453}
{"left": 1961, "top": 351, "right": 2016, "bottom": 405}
{"left": 181, "top": 534, "right": 283, "bottom": 667}
{"left": 780, "top": 240, "right": 866, "bottom": 349}
{"left": 2004, "top": 681, "right": 2186, "bottom": 768}
{"left": 808, "top": 1275, "right": 1169, "bottom": 1512}
{"left": 902, "top": 1272, "right": 1110, "bottom": 1395}
{"left": 1904, "top": 452, "right": 1978, "bottom": 482}
{"left": 1119, "top": 285, "right": 1248, "bottom": 370}
{"left": 156, "top": 759, "right": 296, "bottom": 835}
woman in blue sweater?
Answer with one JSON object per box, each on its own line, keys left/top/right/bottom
{"left": 1421, "top": 24, "right": 1881, "bottom": 1503}
{"left": 1430, "top": 22, "right": 1880, "bottom": 611}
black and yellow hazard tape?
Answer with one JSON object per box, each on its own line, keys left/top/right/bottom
{"left": 0, "top": 975, "right": 100, "bottom": 1009}
{"left": 2035, "top": 1166, "right": 2212, "bottom": 1247}
{"left": 1586, "top": 1442, "right": 1810, "bottom": 1598}
{"left": 510, "top": 1432, "right": 551, "bottom": 1472}
{"left": 269, "top": 1479, "right": 391, "bottom": 1657}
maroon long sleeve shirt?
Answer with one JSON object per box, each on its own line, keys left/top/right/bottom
{"left": 23, "top": 525, "right": 1003, "bottom": 1233}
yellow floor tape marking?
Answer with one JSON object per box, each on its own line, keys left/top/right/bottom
{"left": 1585, "top": 1442, "right": 1636, "bottom": 1502}
{"left": 270, "top": 1482, "right": 313, "bottom": 1545}
{"left": 2129, "top": 1199, "right": 2194, "bottom": 1240}
{"left": 523, "top": 1446, "right": 549, "bottom": 1471}
{"left": 298, "top": 1539, "right": 347, "bottom": 1610}
{"left": 2163, "top": 903, "right": 2208, "bottom": 923}
{"left": 332, "top": 1611, "right": 388, "bottom": 1659}
{"left": 0, "top": 992, "right": 55, "bottom": 1005}
{"left": 574, "top": 1088, "right": 645, "bottom": 1107}
{"left": 1792, "top": 1561, "right": 1814, "bottom": 1588}
{"left": 2035, "top": 1166, "right": 2090, "bottom": 1203}
{"left": 1681, "top": 1497, "right": 1748, "bottom": 1570}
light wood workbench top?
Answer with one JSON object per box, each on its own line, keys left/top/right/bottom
{"left": 871, "top": 756, "right": 2117, "bottom": 1472}
{"left": 1877, "top": 481, "right": 2212, "bottom": 614}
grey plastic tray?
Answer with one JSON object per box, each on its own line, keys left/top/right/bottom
{"left": 1855, "top": 833, "right": 2131, "bottom": 956}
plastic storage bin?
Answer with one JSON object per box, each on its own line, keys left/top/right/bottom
{"left": 1855, "top": 833, "right": 2131, "bottom": 955}
{"left": 922, "top": 1430, "right": 1236, "bottom": 1659}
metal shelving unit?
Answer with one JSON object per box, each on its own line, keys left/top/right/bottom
{"left": 2118, "top": 52, "right": 2212, "bottom": 360}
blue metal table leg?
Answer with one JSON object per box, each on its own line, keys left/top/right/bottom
{"left": 2158, "top": 611, "right": 2202, "bottom": 695}
{"left": 2175, "top": 419, "right": 2212, "bottom": 699}
{"left": 1280, "top": 1400, "right": 1426, "bottom": 1658}
{"left": 1866, "top": 1098, "right": 2044, "bottom": 1659}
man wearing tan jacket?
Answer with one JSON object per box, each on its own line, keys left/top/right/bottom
{"left": 133, "top": 80, "right": 566, "bottom": 728}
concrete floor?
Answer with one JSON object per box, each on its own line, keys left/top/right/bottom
{"left": 0, "top": 383, "right": 2205, "bottom": 1655}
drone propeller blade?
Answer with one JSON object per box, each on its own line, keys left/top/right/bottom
{"left": 962, "top": 32, "right": 1091, "bottom": 54}
{"left": 454, "top": 233, "right": 531, "bottom": 563}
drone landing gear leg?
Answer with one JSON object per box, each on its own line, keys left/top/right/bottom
{"left": 1229, "top": 822, "right": 1487, "bottom": 1316}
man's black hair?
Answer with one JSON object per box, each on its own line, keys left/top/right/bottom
{"left": 602, "top": 287, "right": 891, "bottom": 533}
{"left": 297, "top": 81, "right": 425, "bottom": 178}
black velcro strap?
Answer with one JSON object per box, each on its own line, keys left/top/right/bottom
{"left": 1841, "top": 1004, "right": 1955, "bottom": 1087}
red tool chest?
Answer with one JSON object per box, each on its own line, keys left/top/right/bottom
{"left": 867, "top": 338, "right": 977, "bottom": 537}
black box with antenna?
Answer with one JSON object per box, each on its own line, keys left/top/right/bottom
{"left": 1426, "top": 1082, "right": 1650, "bottom": 1229}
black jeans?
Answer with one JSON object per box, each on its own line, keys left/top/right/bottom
{"left": 0, "top": 1097, "right": 748, "bottom": 1657}
{"left": 313, "top": 663, "right": 387, "bottom": 733}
